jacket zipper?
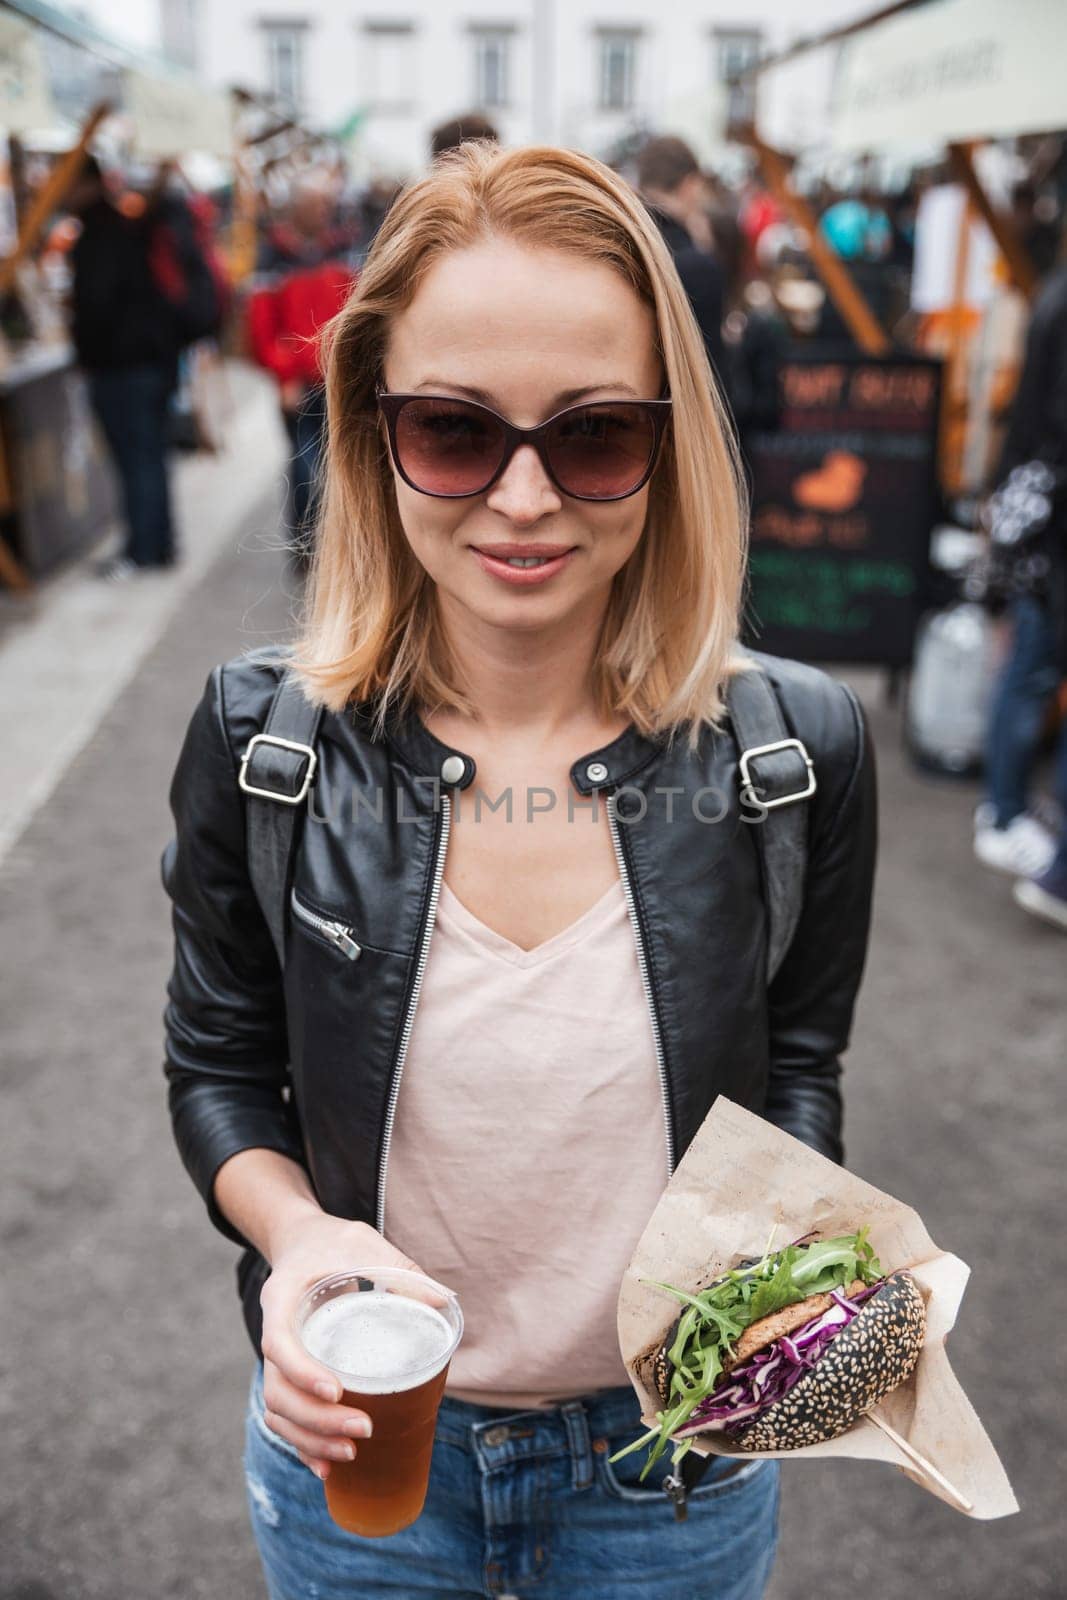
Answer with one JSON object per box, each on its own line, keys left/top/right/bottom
{"left": 607, "top": 808, "right": 680, "bottom": 1515}
{"left": 290, "top": 889, "right": 362, "bottom": 962}
{"left": 375, "top": 791, "right": 451, "bottom": 1235}
{"left": 607, "top": 806, "right": 676, "bottom": 1179}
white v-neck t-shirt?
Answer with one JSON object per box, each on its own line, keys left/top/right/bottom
{"left": 383, "top": 874, "right": 670, "bottom": 1409}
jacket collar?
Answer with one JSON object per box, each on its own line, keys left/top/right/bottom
{"left": 374, "top": 701, "right": 668, "bottom": 796}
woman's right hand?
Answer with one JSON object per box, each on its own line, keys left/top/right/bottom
{"left": 258, "top": 1212, "right": 426, "bottom": 1480}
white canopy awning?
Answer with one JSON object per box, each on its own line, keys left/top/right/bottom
{"left": 125, "top": 68, "right": 232, "bottom": 160}
{"left": 0, "top": 12, "right": 57, "bottom": 134}
{"left": 829, "top": 0, "right": 1067, "bottom": 152}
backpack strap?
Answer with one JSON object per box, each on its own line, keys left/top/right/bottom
{"left": 237, "top": 666, "right": 325, "bottom": 969}
{"left": 725, "top": 663, "right": 816, "bottom": 984}
{"left": 668, "top": 666, "right": 817, "bottom": 1517}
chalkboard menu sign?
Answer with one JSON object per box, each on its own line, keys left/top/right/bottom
{"left": 745, "top": 354, "right": 941, "bottom": 667}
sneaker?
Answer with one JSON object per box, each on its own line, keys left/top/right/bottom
{"left": 1013, "top": 863, "right": 1067, "bottom": 932}
{"left": 974, "top": 812, "right": 1056, "bottom": 876}
{"left": 93, "top": 555, "right": 140, "bottom": 582}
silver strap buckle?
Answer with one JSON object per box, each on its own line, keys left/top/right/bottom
{"left": 238, "top": 732, "right": 318, "bottom": 806}
{"left": 739, "top": 737, "right": 816, "bottom": 811}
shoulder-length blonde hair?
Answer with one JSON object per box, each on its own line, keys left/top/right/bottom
{"left": 287, "top": 141, "right": 747, "bottom": 750}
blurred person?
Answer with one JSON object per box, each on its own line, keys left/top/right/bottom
{"left": 974, "top": 254, "right": 1067, "bottom": 930}
{"left": 357, "top": 176, "right": 404, "bottom": 258}
{"left": 69, "top": 155, "right": 186, "bottom": 579}
{"left": 708, "top": 199, "right": 787, "bottom": 469}
{"left": 818, "top": 190, "right": 889, "bottom": 263}
{"left": 816, "top": 190, "right": 895, "bottom": 342}
{"left": 737, "top": 180, "right": 782, "bottom": 274}
{"left": 162, "top": 142, "right": 875, "bottom": 1598}
{"left": 722, "top": 278, "right": 788, "bottom": 473}
{"left": 430, "top": 112, "right": 499, "bottom": 159}
{"left": 636, "top": 135, "right": 726, "bottom": 382}
{"left": 1010, "top": 179, "right": 1061, "bottom": 282}
{"left": 705, "top": 186, "right": 743, "bottom": 292}
{"left": 246, "top": 171, "right": 358, "bottom": 566}
{"left": 885, "top": 187, "right": 917, "bottom": 274}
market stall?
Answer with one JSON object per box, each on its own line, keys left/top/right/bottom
{"left": 734, "top": 0, "right": 1067, "bottom": 669}
{"left": 0, "top": 12, "right": 114, "bottom": 584}
{"left": 0, "top": 0, "right": 236, "bottom": 586}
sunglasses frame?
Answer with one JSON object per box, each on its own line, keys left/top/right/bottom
{"left": 375, "top": 387, "right": 673, "bottom": 503}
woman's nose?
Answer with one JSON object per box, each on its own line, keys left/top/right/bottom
{"left": 485, "top": 444, "right": 562, "bottom": 524}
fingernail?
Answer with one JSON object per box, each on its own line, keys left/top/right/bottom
{"left": 339, "top": 1442, "right": 355, "bottom": 1461}
{"left": 343, "top": 1417, "right": 372, "bottom": 1438}
{"left": 315, "top": 1381, "right": 340, "bottom": 1402}
{"left": 316, "top": 1463, "right": 330, "bottom": 1480}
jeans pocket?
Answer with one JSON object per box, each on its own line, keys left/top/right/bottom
{"left": 597, "top": 1432, "right": 771, "bottom": 1505}
{"left": 247, "top": 1362, "right": 306, "bottom": 1466}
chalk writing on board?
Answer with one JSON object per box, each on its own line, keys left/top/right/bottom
{"left": 746, "top": 355, "right": 941, "bottom": 667}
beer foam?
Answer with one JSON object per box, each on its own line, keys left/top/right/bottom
{"left": 302, "top": 1291, "right": 455, "bottom": 1393}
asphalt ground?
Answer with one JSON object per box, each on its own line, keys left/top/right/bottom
{"left": 1, "top": 497, "right": 1062, "bottom": 1599}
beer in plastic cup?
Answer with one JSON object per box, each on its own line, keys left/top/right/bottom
{"left": 295, "top": 1266, "right": 463, "bottom": 1537}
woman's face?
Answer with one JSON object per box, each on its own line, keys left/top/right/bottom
{"left": 381, "top": 236, "right": 663, "bottom": 638}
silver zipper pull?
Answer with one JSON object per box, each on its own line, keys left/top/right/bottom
{"left": 325, "top": 923, "right": 362, "bottom": 961}
{"left": 662, "top": 1473, "right": 688, "bottom": 1521}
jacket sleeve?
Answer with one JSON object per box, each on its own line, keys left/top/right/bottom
{"left": 762, "top": 682, "right": 877, "bottom": 1164}
{"left": 161, "top": 663, "right": 308, "bottom": 1247}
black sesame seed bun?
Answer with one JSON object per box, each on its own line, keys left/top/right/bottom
{"left": 730, "top": 1271, "right": 925, "bottom": 1451}
{"left": 654, "top": 1270, "right": 926, "bottom": 1450}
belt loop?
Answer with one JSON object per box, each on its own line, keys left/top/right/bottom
{"left": 559, "top": 1400, "right": 594, "bottom": 1491}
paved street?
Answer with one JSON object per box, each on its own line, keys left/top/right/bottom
{"left": 1, "top": 470, "right": 1061, "bottom": 1599}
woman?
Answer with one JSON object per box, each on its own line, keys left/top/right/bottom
{"left": 162, "top": 144, "right": 876, "bottom": 1599}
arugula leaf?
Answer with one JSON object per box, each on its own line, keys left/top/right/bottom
{"left": 746, "top": 1245, "right": 801, "bottom": 1322}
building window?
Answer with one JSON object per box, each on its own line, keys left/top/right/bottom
{"left": 713, "top": 27, "right": 762, "bottom": 129}
{"left": 361, "top": 22, "right": 415, "bottom": 113}
{"left": 598, "top": 30, "right": 638, "bottom": 112}
{"left": 471, "top": 27, "right": 511, "bottom": 110}
{"left": 262, "top": 22, "right": 307, "bottom": 110}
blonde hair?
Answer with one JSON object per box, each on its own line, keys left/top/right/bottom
{"left": 287, "top": 142, "right": 748, "bottom": 751}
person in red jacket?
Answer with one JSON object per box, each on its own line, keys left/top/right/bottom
{"left": 246, "top": 172, "right": 358, "bottom": 565}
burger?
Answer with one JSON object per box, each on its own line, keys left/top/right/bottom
{"left": 617, "top": 1229, "right": 926, "bottom": 1481}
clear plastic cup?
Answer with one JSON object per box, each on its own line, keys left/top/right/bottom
{"left": 294, "top": 1266, "right": 463, "bottom": 1537}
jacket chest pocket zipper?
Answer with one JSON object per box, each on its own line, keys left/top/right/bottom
{"left": 290, "top": 889, "right": 362, "bottom": 961}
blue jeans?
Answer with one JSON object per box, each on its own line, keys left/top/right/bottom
{"left": 243, "top": 1361, "right": 779, "bottom": 1599}
{"left": 88, "top": 365, "right": 176, "bottom": 566}
{"left": 985, "top": 595, "right": 1067, "bottom": 871}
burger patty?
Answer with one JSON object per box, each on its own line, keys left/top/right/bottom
{"left": 721, "top": 1279, "right": 866, "bottom": 1374}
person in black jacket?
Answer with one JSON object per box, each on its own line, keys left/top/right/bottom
{"left": 161, "top": 143, "right": 875, "bottom": 1598}
{"left": 69, "top": 156, "right": 182, "bottom": 578}
{"left": 635, "top": 136, "right": 726, "bottom": 391}
{"left": 975, "top": 258, "right": 1067, "bottom": 930}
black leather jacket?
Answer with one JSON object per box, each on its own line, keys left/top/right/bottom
{"left": 162, "top": 649, "right": 876, "bottom": 1358}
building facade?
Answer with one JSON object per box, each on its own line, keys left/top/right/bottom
{"left": 157, "top": 0, "right": 864, "bottom": 181}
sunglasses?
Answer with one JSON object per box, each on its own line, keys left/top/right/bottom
{"left": 376, "top": 387, "right": 672, "bottom": 502}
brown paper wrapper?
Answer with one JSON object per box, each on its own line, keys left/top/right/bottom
{"left": 616, "top": 1098, "right": 1017, "bottom": 1519}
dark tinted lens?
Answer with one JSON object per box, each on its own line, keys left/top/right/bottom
{"left": 393, "top": 398, "right": 506, "bottom": 494}
{"left": 546, "top": 404, "right": 657, "bottom": 498}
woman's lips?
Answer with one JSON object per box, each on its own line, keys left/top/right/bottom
{"left": 470, "top": 544, "right": 577, "bottom": 587}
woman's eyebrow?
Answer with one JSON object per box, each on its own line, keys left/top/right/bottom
{"left": 411, "top": 379, "right": 640, "bottom": 405}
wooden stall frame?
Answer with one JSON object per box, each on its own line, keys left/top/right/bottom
{"left": 0, "top": 100, "right": 113, "bottom": 589}
{"left": 0, "top": 101, "right": 111, "bottom": 299}
{"left": 946, "top": 140, "right": 1038, "bottom": 301}
{"left": 744, "top": 130, "right": 892, "bottom": 357}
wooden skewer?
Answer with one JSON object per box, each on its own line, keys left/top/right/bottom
{"left": 867, "top": 1410, "right": 974, "bottom": 1514}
